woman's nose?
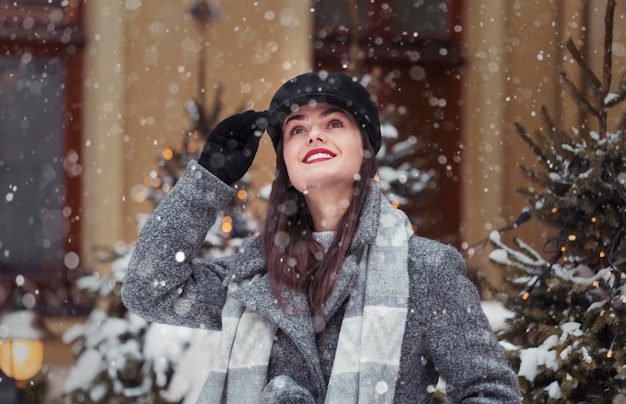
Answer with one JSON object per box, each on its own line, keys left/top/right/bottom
{"left": 307, "top": 126, "right": 326, "bottom": 144}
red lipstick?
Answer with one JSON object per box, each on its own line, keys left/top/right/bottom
{"left": 302, "top": 148, "right": 336, "bottom": 164}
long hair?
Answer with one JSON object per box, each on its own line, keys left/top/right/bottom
{"left": 261, "top": 130, "right": 378, "bottom": 316}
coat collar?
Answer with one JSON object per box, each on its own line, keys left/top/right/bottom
{"left": 225, "top": 179, "right": 384, "bottom": 330}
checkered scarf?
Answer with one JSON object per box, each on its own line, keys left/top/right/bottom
{"left": 198, "top": 199, "right": 412, "bottom": 403}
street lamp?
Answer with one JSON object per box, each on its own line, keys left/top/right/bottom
{"left": 0, "top": 310, "right": 48, "bottom": 386}
{"left": 0, "top": 277, "right": 51, "bottom": 401}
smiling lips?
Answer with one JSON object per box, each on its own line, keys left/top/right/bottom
{"left": 303, "top": 148, "right": 336, "bottom": 164}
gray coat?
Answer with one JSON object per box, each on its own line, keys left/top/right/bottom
{"left": 122, "top": 160, "right": 520, "bottom": 403}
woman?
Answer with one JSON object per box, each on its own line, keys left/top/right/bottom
{"left": 122, "top": 72, "right": 520, "bottom": 403}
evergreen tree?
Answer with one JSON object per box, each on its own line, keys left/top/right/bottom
{"left": 488, "top": 1, "right": 626, "bottom": 402}
{"left": 61, "top": 85, "right": 256, "bottom": 403}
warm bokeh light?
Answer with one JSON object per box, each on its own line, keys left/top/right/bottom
{"left": 163, "top": 148, "right": 174, "bottom": 160}
{"left": 237, "top": 189, "right": 248, "bottom": 200}
{"left": 134, "top": 191, "right": 146, "bottom": 202}
{"left": 0, "top": 339, "right": 44, "bottom": 381}
{"left": 222, "top": 216, "right": 233, "bottom": 233}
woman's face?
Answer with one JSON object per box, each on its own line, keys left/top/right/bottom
{"left": 282, "top": 102, "right": 363, "bottom": 194}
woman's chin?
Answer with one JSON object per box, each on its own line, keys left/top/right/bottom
{"left": 298, "top": 177, "right": 355, "bottom": 195}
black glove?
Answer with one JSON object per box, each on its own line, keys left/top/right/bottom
{"left": 198, "top": 110, "right": 268, "bottom": 185}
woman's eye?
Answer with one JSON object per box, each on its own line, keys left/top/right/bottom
{"left": 329, "top": 119, "right": 343, "bottom": 128}
{"left": 290, "top": 126, "right": 306, "bottom": 135}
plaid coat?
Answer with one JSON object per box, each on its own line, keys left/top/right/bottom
{"left": 122, "top": 160, "right": 520, "bottom": 403}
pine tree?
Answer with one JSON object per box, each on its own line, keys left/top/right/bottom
{"left": 61, "top": 83, "right": 257, "bottom": 403}
{"left": 488, "top": 1, "right": 626, "bottom": 402}
{"left": 62, "top": 3, "right": 258, "bottom": 399}
{"left": 374, "top": 90, "right": 436, "bottom": 221}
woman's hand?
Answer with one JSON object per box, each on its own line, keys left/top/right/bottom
{"left": 198, "top": 110, "right": 269, "bottom": 185}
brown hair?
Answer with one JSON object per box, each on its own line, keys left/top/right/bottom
{"left": 261, "top": 130, "right": 378, "bottom": 316}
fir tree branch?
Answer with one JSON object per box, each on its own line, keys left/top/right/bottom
{"left": 540, "top": 106, "right": 570, "bottom": 147}
{"left": 565, "top": 38, "right": 602, "bottom": 96}
{"left": 559, "top": 71, "right": 600, "bottom": 117}
{"left": 605, "top": 91, "right": 626, "bottom": 109}
{"left": 603, "top": 159, "right": 626, "bottom": 204}
{"left": 596, "top": 0, "right": 617, "bottom": 139}
{"left": 601, "top": 0, "right": 617, "bottom": 98}
{"left": 514, "top": 122, "right": 553, "bottom": 169}
{"left": 605, "top": 72, "right": 626, "bottom": 108}
{"left": 517, "top": 166, "right": 553, "bottom": 191}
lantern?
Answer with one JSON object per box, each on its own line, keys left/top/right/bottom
{"left": 0, "top": 310, "right": 50, "bottom": 388}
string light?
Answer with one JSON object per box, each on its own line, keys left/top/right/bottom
{"left": 237, "top": 189, "right": 248, "bottom": 200}
{"left": 392, "top": 201, "right": 400, "bottom": 209}
{"left": 607, "top": 337, "right": 616, "bottom": 359}
{"left": 592, "top": 280, "right": 600, "bottom": 287}
{"left": 521, "top": 249, "right": 563, "bottom": 301}
{"left": 567, "top": 234, "right": 576, "bottom": 241}
{"left": 599, "top": 251, "right": 606, "bottom": 258}
{"left": 591, "top": 217, "right": 597, "bottom": 223}
{"left": 551, "top": 207, "right": 558, "bottom": 214}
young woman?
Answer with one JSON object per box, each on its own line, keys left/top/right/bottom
{"left": 122, "top": 72, "right": 520, "bottom": 403}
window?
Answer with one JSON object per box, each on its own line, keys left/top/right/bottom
{"left": 313, "top": 0, "right": 462, "bottom": 65}
{"left": 0, "top": 1, "right": 85, "bottom": 315}
{"left": 313, "top": 0, "right": 464, "bottom": 245}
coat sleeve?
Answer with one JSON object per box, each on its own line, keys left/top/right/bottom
{"left": 121, "top": 160, "right": 235, "bottom": 330}
{"left": 418, "top": 242, "right": 521, "bottom": 403}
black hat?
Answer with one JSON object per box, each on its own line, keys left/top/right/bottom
{"left": 267, "top": 72, "right": 382, "bottom": 152}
